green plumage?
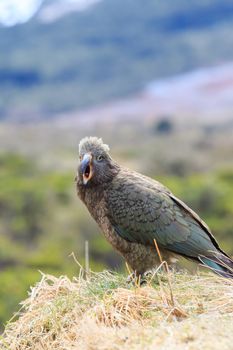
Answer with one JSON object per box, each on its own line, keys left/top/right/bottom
{"left": 76, "top": 137, "right": 233, "bottom": 278}
{"left": 108, "top": 171, "right": 216, "bottom": 256}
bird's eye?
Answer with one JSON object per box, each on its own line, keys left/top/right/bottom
{"left": 97, "top": 155, "right": 104, "bottom": 162}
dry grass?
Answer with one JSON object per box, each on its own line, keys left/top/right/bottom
{"left": 0, "top": 269, "right": 233, "bottom": 350}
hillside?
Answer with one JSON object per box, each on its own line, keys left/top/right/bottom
{"left": 1, "top": 269, "right": 233, "bottom": 349}
{"left": 55, "top": 61, "right": 233, "bottom": 126}
{"left": 1, "top": 0, "right": 233, "bottom": 120}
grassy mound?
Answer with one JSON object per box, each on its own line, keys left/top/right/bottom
{"left": 1, "top": 270, "right": 233, "bottom": 350}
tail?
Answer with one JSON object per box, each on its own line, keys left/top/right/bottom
{"left": 199, "top": 252, "right": 233, "bottom": 278}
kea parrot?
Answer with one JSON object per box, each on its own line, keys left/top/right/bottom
{"left": 76, "top": 136, "right": 233, "bottom": 278}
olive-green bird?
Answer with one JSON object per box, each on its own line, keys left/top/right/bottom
{"left": 76, "top": 136, "right": 233, "bottom": 278}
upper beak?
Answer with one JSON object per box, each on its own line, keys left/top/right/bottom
{"left": 80, "top": 153, "right": 93, "bottom": 185}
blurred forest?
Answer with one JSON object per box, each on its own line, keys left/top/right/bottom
{"left": 0, "top": 0, "right": 233, "bottom": 331}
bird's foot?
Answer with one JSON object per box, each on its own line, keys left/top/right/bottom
{"left": 126, "top": 271, "right": 150, "bottom": 286}
{"left": 127, "top": 270, "right": 165, "bottom": 286}
{"left": 126, "top": 272, "right": 136, "bottom": 284}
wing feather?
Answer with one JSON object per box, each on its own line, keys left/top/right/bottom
{"left": 107, "top": 171, "right": 220, "bottom": 259}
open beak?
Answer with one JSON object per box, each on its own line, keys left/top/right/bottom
{"left": 80, "top": 153, "right": 93, "bottom": 185}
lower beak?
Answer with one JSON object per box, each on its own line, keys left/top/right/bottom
{"left": 80, "top": 153, "right": 93, "bottom": 185}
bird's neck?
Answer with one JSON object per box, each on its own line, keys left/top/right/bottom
{"left": 77, "top": 180, "right": 108, "bottom": 211}
{"left": 76, "top": 161, "right": 120, "bottom": 214}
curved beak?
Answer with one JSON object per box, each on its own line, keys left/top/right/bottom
{"left": 80, "top": 153, "right": 93, "bottom": 185}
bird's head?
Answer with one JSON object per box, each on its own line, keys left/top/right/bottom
{"left": 77, "top": 136, "right": 119, "bottom": 186}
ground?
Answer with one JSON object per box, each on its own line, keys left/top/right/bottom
{"left": 1, "top": 267, "right": 233, "bottom": 350}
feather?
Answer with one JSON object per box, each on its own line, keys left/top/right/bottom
{"left": 77, "top": 136, "right": 233, "bottom": 278}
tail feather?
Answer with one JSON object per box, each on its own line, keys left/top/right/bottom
{"left": 199, "top": 252, "right": 233, "bottom": 278}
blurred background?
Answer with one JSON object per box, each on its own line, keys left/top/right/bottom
{"left": 0, "top": 0, "right": 233, "bottom": 327}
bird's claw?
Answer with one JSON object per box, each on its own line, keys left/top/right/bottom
{"left": 126, "top": 271, "right": 150, "bottom": 286}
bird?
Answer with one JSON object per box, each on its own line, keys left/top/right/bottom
{"left": 76, "top": 136, "right": 233, "bottom": 278}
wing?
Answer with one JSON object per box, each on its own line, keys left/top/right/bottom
{"left": 106, "top": 171, "right": 221, "bottom": 259}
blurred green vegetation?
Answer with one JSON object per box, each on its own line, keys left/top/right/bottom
{"left": 0, "top": 153, "right": 107, "bottom": 327}
{"left": 0, "top": 151, "right": 233, "bottom": 327}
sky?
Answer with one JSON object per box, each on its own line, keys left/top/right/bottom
{"left": 0, "top": 0, "right": 44, "bottom": 26}
{"left": 0, "top": 0, "right": 101, "bottom": 26}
